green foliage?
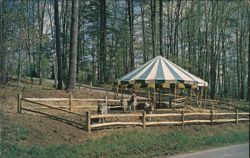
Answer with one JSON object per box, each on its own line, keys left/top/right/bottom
{"left": 40, "top": 55, "right": 51, "bottom": 79}
{"left": 1, "top": 127, "right": 249, "bottom": 158}
{"left": 1, "top": 0, "right": 249, "bottom": 97}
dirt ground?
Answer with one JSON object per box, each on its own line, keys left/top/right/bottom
{"left": 0, "top": 81, "right": 116, "bottom": 146}
{"left": 0, "top": 80, "right": 249, "bottom": 147}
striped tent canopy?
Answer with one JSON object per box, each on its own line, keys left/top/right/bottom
{"left": 117, "top": 55, "right": 208, "bottom": 87}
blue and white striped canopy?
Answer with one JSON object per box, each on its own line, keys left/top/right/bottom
{"left": 117, "top": 55, "right": 208, "bottom": 87}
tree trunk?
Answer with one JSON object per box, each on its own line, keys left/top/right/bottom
{"left": 150, "top": 0, "right": 155, "bottom": 57}
{"left": 18, "top": 50, "right": 22, "bottom": 87}
{"left": 239, "top": 25, "right": 244, "bottom": 99}
{"left": 0, "top": 0, "right": 4, "bottom": 83}
{"left": 62, "top": 0, "right": 69, "bottom": 81}
{"left": 76, "top": 8, "right": 81, "bottom": 78}
{"left": 222, "top": 37, "right": 227, "bottom": 98}
{"left": 67, "top": 0, "right": 79, "bottom": 90}
{"left": 159, "top": 0, "right": 163, "bottom": 57}
{"left": 37, "top": 0, "right": 46, "bottom": 85}
{"left": 236, "top": 27, "right": 240, "bottom": 98}
{"left": 166, "top": 2, "right": 170, "bottom": 58}
{"left": 99, "top": 0, "right": 107, "bottom": 82}
{"left": 127, "top": 0, "right": 134, "bottom": 70}
{"left": 210, "top": 0, "right": 216, "bottom": 99}
{"left": 54, "top": 0, "right": 63, "bottom": 89}
{"left": 248, "top": 12, "right": 250, "bottom": 102}
{"left": 140, "top": 0, "right": 147, "bottom": 62}
{"left": 25, "top": 32, "right": 33, "bottom": 84}
{"left": 91, "top": 38, "right": 96, "bottom": 81}
{"left": 173, "top": 0, "right": 181, "bottom": 61}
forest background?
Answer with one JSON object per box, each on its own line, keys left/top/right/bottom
{"left": 0, "top": 0, "right": 249, "bottom": 101}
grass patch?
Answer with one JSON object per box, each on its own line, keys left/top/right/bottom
{"left": 1, "top": 125, "right": 249, "bottom": 158}
{"left": 2, "top": 123, "right": 30, "bottom": 142}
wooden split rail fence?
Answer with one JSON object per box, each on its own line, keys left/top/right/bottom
{"left": 85, "top": 110, "right": 249, "bottom": 133}
{"left": 16, "top": 94, "right": 249, "bottom": 133}
{"left": 16, "top": 94, "right": 149, "bottom": 115}
{"left": 17, "top": 94, "right": 130, "bottom": 114}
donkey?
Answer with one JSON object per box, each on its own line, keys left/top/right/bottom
{"left": 127, "top": 93, "right": 137, "bottom": 113}
{"left": 144, "top": 100, "right": 155, "bottom": 121}
{"left": 120, "top": 99, "right": 128, "bottom": 112}
{"left": 97, "top": 101, "right": 108, "bottom": 123}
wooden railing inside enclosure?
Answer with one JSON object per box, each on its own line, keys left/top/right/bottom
{"left": 200, "top": 99, "right": 237, "bottom": 109}
{"left": 17, "top": 94, "right": 150, "bottom": 113}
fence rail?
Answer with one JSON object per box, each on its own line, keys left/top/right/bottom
{"left": 20, "top": 97, "right": 83, "bottom": 116}
{"left": 86, "top": 110, "right": 249, "bottom": 133}
{"left": 16, "top": 94, "right": 249, "bottom": 133}
{"left": 17, "top": 94, "right": 150, "bottom": 113}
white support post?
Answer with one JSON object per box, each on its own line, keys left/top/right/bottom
{"left": 153, "top": 84, "right": 156, "bottom": 109}
{"left": 175, "top": 83, "right": 177, "bottom": 105}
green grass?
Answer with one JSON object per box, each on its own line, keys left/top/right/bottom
{"left": 2, "top": 123, "right": 30, "bottom": 142}
{"left": 233, "top": 101, "right": 249, "bottom": 112}
{"left": 1, "top": 127, "right": 249, "bottom": 158}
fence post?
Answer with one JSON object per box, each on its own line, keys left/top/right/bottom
{"left": 235, "top": 109, "right": 238, "bottom": 125}
{"left": 17, "top": 94, "right": 22, "bottom": 113}
{"left": 86, "top": 111, "right": 91, "bottom": 133}
{"left": 210, "top": 110, "right": 213, "bottom": 126}
{"left": 142, "top": 111, "right": 146, "bottom": 129}
{"left": 69, "top": 94, "right": 72, "bottom": 111}
{"left": 181, "top": 111, "right": 184, "bottom": 127}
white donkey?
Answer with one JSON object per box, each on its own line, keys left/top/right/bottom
{"left": 97, "top": 101, "right": 108, "bottom": 123}
{"left": 144, "top": 99, "right": 155, "bottom": 121}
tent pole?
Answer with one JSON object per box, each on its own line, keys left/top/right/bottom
{"left": 117, "top": 86, "right": 119, "bottom": 98}
{"left": 205, "top": 87, "right": 207, "bottom": 108}
{"left": 121, "top": 87, "right": 123, "bottom": 99}
{"left": 154, "top": 84, "right": 156, "bottom": 109}
{"left": 114, "top": 85, "right": 116, "bottom": 99}
{"left": 159, "top": 86, "right": 161, "bottom": 108}
{"left": 191, "top": 87, "right": 193, "bottom": 100}
{"left": 175, "top": 83, "right": 177, "bottom": 105}
{"left": 148, "top": 89, "right": 150, "bottom": 101}
{"left": 200, "top": 87, "right": 204, "bottom": 108}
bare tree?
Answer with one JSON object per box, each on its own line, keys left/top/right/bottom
{"left": 37, "top": 0, "right": 46, "bottom": 85}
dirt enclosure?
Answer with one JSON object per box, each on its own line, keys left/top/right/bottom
{"left": 14, "top": 81, "right": 249, "bottom": 130}
{"left": 1, "top": 81, "right": 249, "bottom": 147}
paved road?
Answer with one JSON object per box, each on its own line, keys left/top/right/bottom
{"left": 164, "top": 143, "right": 249, "bottom": 158}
